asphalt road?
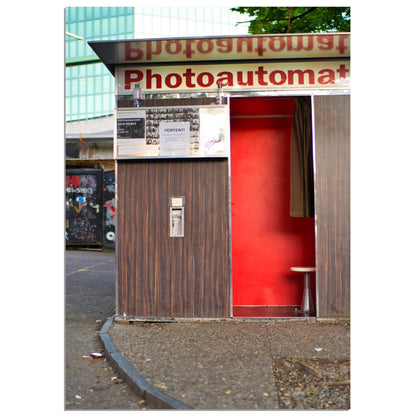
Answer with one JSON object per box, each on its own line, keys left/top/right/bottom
{"left": 65, "top": 249, "right": 147, "bottom": 410}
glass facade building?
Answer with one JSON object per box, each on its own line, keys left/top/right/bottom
{"left": 65, "top": 7, "right": 249, "bottom": 122}
{"left": 65, "top": 7, "right": 135, "bottom": 122}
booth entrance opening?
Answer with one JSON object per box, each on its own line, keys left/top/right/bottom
{"left": 230, "top": 97, "right": 316, "bottom": 318}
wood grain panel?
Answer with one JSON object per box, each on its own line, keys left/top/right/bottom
{"left": 313, "top": 95, "right": 350, "bottom": 317}
{"left": 117, "top": 159, "right": 230, "bottom": 318}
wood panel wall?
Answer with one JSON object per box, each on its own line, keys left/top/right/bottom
{"left": 117, "top": 159, "right": 230, "bottom": 318}
{"left": 313, "top": 95, "right": 350, "bottom": 317}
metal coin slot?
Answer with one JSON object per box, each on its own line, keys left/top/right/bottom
{"left": 170, "top": 207, "right": 184, "bottom": 237}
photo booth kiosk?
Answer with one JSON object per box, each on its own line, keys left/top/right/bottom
{"left": 89, "top": 33, "right": 350, "bottom": 319}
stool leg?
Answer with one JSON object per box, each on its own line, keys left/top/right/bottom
{"left": 301, "top": 272, "right": 315, "bottom": 316}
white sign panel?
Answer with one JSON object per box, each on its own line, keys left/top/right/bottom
{"left": 115, "top": 106, "right": 230, "bottom": 159}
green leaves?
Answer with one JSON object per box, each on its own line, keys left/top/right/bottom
{"left": 231, "top": 7, "right": 350, "bottom": 34}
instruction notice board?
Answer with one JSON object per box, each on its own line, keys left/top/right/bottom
{"left": 159, "top": 122, "right": 190, "bottom": 156}
{"left": 115, "top": 106, "right": 229, "bottom": 159}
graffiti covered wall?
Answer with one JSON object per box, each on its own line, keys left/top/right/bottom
{"left": 103, "top": 170, "right": 116, "bottom": 248}
{"left": 65, "top": 170, "right": 103, "bottom": 245}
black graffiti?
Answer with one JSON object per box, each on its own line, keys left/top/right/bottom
{"left": 66, "top": 218, "right": 98, "bottom": 242}
{"left": 66, "top": 201, "right": 100, "bottom": 243}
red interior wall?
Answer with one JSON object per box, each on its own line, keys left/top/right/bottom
{"left": 230, "top": 97, "right": 316, "bottom": 306}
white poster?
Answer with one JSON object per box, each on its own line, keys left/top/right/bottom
{"left": 159, "top": 121, "right": 191, "bottom": 156}
{"left": 199, "top": 107, "right": 228, "bottom": 155}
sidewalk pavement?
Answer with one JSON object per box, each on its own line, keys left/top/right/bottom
{"left": 100, "top": 316, "right": 350, "bottom": 410}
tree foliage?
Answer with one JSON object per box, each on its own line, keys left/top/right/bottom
{"left": 231, "top": 7, "right": 350, "bottom": 34}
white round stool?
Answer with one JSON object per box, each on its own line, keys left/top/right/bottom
{"left": 290, "top": 267, "right": 316, "bottom": 316}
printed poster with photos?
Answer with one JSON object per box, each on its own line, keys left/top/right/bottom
{"left": 115, "top": 106, "right": 229, "bottom": 158}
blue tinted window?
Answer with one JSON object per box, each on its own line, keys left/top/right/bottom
{"left": 102, "top": 76, "right": 111, "bottom": 93}
{"left": 109, "top": 17, "right": 117, "bottom": 34}
{"left": 85, "top": 7, "right": 93, "bottom": 20}
{"left": 87, "top": 96, "right": 94, "bottom": 114}
{"left": 95, "top": 95, "right": 102, "bottom": 113}
{"left": 86, "top": 65, "right": 94, "bottom": 77}
{"left": 126, "top": 16, "right": 133, "bottom": 33}
{"left": 94, "top": 19, "right": 101, "bottom": 34}
{"left": 79, "top": 96, "right": 86, "bottom": 115}
{"left": 94, "top": 76, "right": 101, "bottom": 92}
{"left": 77, "top": 8, "right": 85, "bottom": 21}
{"left": 103, "top": 94, "right": 111, "bottom": 111}
{"left": 69, "top": 41, "right": 77, "bottom": 58}
{"left": 66, "top": 8, "right": 75, "bottom": 23}
{"left": 85, "top": 20, "right": 93, "bottom": 37}
{"left": 93, "top": 7, "right": 102, "bottom": 19}
{"left": 78, "top": 76, "right": 86, "bottom": 95}
{"left": 118, "top": 16, "right": 127, "bottom": 32}
{"left": 71, "top": 79, "right": 78, "bottom": 96}
{"left": 68, "top": 22, "right": 77, "bottom": 35}
{"left": 101, "top": 18, "right": 108, "bottom": 33}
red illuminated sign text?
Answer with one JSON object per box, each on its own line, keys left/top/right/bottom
{"left": 123, "top": 64, "right": 350, "bottom": 91}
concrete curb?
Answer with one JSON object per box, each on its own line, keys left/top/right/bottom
{"left": 99, "top": 315, "right": 192, "bottom": 410}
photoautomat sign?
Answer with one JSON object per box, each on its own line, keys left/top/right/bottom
{"left": 92, "top": 34, "right": 350, "bottom": 65}
{"left": 96, "top": 34, "right": 350, "bottom": 159}
{"left": 117, "top": 61, "right": 349, "bottom": 94}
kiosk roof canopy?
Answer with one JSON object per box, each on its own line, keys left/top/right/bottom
{"left": 89, "top": 33, "right": 350, "bottom": 75}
